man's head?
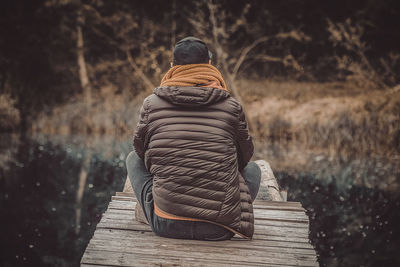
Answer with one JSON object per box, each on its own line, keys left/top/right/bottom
{"left": 173, "top": 37, "right": 212, "bottom": 66}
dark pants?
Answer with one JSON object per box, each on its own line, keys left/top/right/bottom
{"left": 126, "top": 151, "right": 261, "bottom": 241}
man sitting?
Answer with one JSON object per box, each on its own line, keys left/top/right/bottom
{"left": 126, "top": 37, "right": 261, "bottom": 240}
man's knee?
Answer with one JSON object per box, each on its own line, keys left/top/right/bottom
{"left": 126, "top": 150, "right": 141, "bottom": 168}
{"left": 244, "top": 162, "right": 262, "bottom": 183}
{"left": 242, "top": 161, "right": 261, "bottom": 201}
{"left": 126, "top": 150, "right": 151, "bottom": 186}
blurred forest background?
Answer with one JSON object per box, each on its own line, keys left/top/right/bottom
{"left": 2, "top": 0, "right": 400, "bottom": 169}
{"left": 1, "top": 0, "right": 400, "bottom": 266}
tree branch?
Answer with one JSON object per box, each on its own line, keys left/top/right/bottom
{"left": 231, "top": 36, "right": 270, "bottom": 81}
{"left": 126, "top": 50, "right": 155, "bottom": 93}
{"left": 206, "top": 0, "right": 255, "bottom": 133}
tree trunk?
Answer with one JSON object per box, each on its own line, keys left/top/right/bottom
{"left": 206, "top": 1, "right": 255, "bottom": 134}
{"left": 76, "top": 11, "right": 92, "bottom": 107}
{"left": 75, "top": 8, "right": 92, "bottom": 234}
{"left": 220, "top": 62, "right": 255, "bottom": 133}
{"left": 75, "top": 152, "right": 91, "bottom": 234}
{"left": 171, "top": 0, "right": 176, "bottom": 51}
{"left": 126, "top": 50, "right": 155, "bottom": 94}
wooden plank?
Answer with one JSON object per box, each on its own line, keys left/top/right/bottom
{"left": 101, "top": 213, "right": 309, "bottom": 229}
{"left": 255, "top": 160, "right": 284, "bottom": 201}
{"left": 101, "top": 207, "right": 310, "bottom": 228}
{"left": 93, "top": 226, "right": 312, "bottom": 245}
{"left": 255, "top": 212, "right": 308, "bottom": 222}
{"left": 236, "top": 234, "right": 311, "bottom": 244}
{"left": 116, "top": 191, "right": 134, "bottom": 197}
{"left": 95, "top": 226, "right": 310, "bottom": 246}
{"left": 111, "top": 195, "right": 136, "bottom": 202}
{"left": 96, "top": 217, "right": 311, "bottom": 243}
{"left": 103, "top": 208, "right": 310, "bottom": 230}
{"left": 95, "top": 221, "right": 313, "bottom": 250}
{"left": 107, "top": 200, "right": 307, "bottom": 220}
{"left": 108, "top": 199, "right": 305, "bottom": 212}
{"left": 255, "top": 200, "right": 302, "bottom": 207}
{"left": 95, "top": 223, "right": 310, "bottom": 244}
{"left": 96, "top": 222, "right": 312, "bottom": 245}
{"left": 82, "top": 250, "right": 265, "bottom": 266}
{"left": 103, "top": 209, "right": 309, "bottom": 228}
{"left": 103, "top": 207, "right": 309, "bottom": 225}
{"left": 94, "top": 232, "right": 315, "bottom": 249}
{"left": 97, "top": 220, "right": 151, "bottom": 232}
{"left": 82, "top": 249, "right": 288, "bottom": 267}
{"left": 96, "top": 222, "right": 311, "bottom": 245}
{"left": 253, "top": 204, "right": 305, "bottom": 212}
{"left": 111, "top": 196, "right": 303, "bottom": 208}
{"left": 83, "top": 242, "right": 318, "bottom": 267}
{"left": 89, "top": 236, "right": 316, "bottom": 258}
{"left": 98, "top": 217, "right": 310, "bottom": 236}
{"left": 91, "top": 228, "right": 316, "bottom": 254}
{"left": 86, "top": 242, "right": 317, "bottom": 266}
{"left": 83, "top": 242, "right": 317, "bottom": 267}
{"left": 87, "top": 240, "right": 316, "bottom": 263}
{"left": 109, "top": 200, "right": 305, "bottom": 216}
{"left": 100, "top": 211, "right": 309, "bottom": 230}
{"left": 106, "top": 203, "right": 308, "bottom": 220}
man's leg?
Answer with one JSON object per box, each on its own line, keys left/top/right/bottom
{"left": 126, "top": 151, "right": 155, "bottom": 225}
{"left": 241, "top": 161, "right": 262, "bottom": 202}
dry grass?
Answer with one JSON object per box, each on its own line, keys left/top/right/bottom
{"left": 0, "top": 93, "right": 21, "bottom": 131}
{"left": 31, "top": 86, "right": 147, "bottom": 136}
{"left": 32, "top": 79, "right": 400, "bottom": 160}
{"left": 240, "top": 79, "right": 400, "bottom": 190}
{"left": 240, "top": 79, "right": 400, "bottom": 156}
{"left": 30, "top": 79, "right": 400, "bottom": 190}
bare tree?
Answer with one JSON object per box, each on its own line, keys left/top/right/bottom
{"left": 189, "top": 0, "right": 310, "bottom": 134}
{"left": 82, "top": 3, "right": 169, "bottom": 94}
{"left": 75, "top": 3, "right": 92, "bottom": 234}
{"left": 76, "top": 7, "right": 92, "bottom": 107}
{"left": 171, "top": 0, "right": 177, "bottom": 51}
{"left": 327, "top": 18, "right": 387, "bottom": 89}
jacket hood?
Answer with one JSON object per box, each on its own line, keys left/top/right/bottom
{"left": 154, "top": 86, "right": 230, "bottom": 107}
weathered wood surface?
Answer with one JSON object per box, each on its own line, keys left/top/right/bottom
{"left": 81, "top": 160, "right": 318, "bottom": 266}
{"left": 255, "top": 160, "right": 287, "bottom": 201}
{"left": 82, "top": 195, "right": 318, "bottom": 266}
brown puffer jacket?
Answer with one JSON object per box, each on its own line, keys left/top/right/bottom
{"left": 133, "top": 86, "right": 254, "bottom": 238}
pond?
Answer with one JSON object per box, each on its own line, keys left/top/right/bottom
{"left": 0, "top": 134, "right": 129, "bottom": 267}
{"left": 0, "top": 134, "right": 399, "bottom": 266}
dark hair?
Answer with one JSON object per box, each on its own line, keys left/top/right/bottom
{"left": 173, "top": 37, "right": 212, "bottom": 65}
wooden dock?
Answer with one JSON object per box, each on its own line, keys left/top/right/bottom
{"left": 81, "top": 161, "right": 318, "bottom": 266}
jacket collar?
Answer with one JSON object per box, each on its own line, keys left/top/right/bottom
{"left": 154, "top": 86, "right": 230, "bottom": 107}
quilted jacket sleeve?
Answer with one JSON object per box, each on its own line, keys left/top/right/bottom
{"left": 133, "top": 99, "right": 149, "bottom": 160}
{"left": 237, "top": 104, "right": 254, "bottom": 171}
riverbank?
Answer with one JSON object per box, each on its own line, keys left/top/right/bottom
{"left": 239, "top": 79, "right": 400, "bottom": 191}
{"left": 28, "top": 79, "right": 400, "bottom": 190}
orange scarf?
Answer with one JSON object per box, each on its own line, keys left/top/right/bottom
{"left": 160, "top": 64, "right": 228, "bottom": 92}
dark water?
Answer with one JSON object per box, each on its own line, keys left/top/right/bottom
{"left": 0, "top": 135, "right": 399, "bottom": 266}
{"left": 277, "top": 173, "right": 400, "bottom": 267}
{"left": 0, "top": 135, "right": 129, "bottom": 266}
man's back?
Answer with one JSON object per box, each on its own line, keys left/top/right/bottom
{"left": 133, "top": 85, "right": 254, "bottom": 238}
